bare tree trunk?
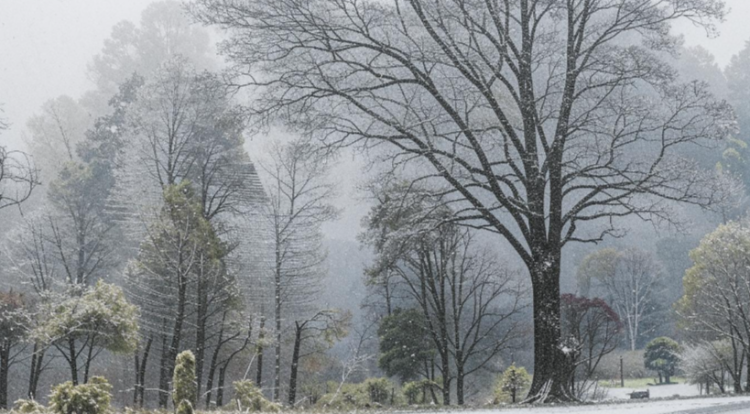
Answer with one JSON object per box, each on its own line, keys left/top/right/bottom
{"left": 158, "top": 320, "right": 170, "bottom": 408}
{"left": 137, "top": 337, "right": 152, "bottom": 408}
{"left": 216, "top": 366, "right": 226, "bottom": 407}
{"left": 440, "top": 351, "right": 450, "bottom": 405}
{"left": 0, "top": 345, "right": 9, "bottom": 409}
{"left": 274, "top": 252, "right": 282, "bottom": 402}
{"left": 67, "top": 337, "right": 79, "bottom": 385}
{"left": 287, "top": 322, "right": 302, "bottom": 407}
{"left": 195, "top": 278, "right": 208, "bottom": 400}
{"left": 27, "top": 343, "right": 44, "bottom": 399}
{"left": 205, "top": 323, "right": 225, "bottom": 409}
{"left": 256, "top": 312, "right": 265, "bottom": 387}
{"left": 526, "top": 260, "right": 571, "bottom": 402}
{"left": 455, "top": 354, "right": 464, "bottom": 405}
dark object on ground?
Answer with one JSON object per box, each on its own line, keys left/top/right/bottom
{"left": 630, "top": 390, "right": 650, "bottom": 399}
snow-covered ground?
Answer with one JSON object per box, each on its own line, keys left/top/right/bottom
{"left": 487, "top": 397, "right": 750, "bottom": 414}
{"left": 392, "top": 396, "right": 750, "bottom": 414}
{"left": 604, "top": 383, "right": 702, "bottom": 400}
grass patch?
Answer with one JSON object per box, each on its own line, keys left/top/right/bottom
{"left": 599, "top": 377, "right": 685, "bottom": 388}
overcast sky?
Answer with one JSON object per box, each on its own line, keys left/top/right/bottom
{"left": 1, "top": 0, "right": 749, "bottom": 144}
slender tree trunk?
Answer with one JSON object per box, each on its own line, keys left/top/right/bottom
{"left": 137, "top": 337, "right": 152, "bottom": 408}
{"left": 256, "top": 312, "right": 265, "bottom": 387}
{"left": 163, "top": 275, "right": 188, "bottom": 405}
{"left": 440, "top": 351, "right": 450, "bottom": 405}
{"left": 158, "top": 320, "right": 171, "bottom": 408}
{"left": 274, "top": 256, "right": 282, "bottom": 402}
{"left": 27, "top": 343, "right": 44, "bottom": 399}
{"left": 83, "top": 336, "right": 96, "bottom": 384}
{"left": 0, "top": 345, "right": 9, "bottom": 409}
{"left": 205, "top": 322, "right": 225, "bottom": 409}
{"left": 455, "top": 356, "right": 464, "bottom": 405}
{"left": 195, "top": 279, "right": 208, "bottom": 400}
{"left": 134, "top": 354, "right": 140, "bottom": 406}
{"left": 216, "top": 366, "right": 226, "bottom": 407}
{"left": 67, "top": 337, "right": 79, "bottom": 385}
{"left": 288, "top": 322, "right": 302, "bottom": 407}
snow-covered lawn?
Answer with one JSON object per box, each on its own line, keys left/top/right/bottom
{"left": 603, "top": 382, "right": 702, "bottom": 400}
{"left": 410, "top": 396, "right": 750, "bottom": 414}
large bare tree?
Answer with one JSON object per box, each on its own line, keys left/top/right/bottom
{"left": 192, "top": 0, "right": 732, "bottom": 401}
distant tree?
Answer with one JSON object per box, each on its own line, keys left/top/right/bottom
{"left": 34, "top": 281, "right": 139, "bottom": 385}
{"left": 377, "top": 308, "right": 435, "bottom": 383}
{"left": 192, "top": 0, "right": 731, "bottom": 402}
{"left": 577, "top": 248, "right": 663, "bottom": 350}
{"left": 0, "top": 106, "right": 38, "bottom": 214}
{"left": 258, "top": 137, "right": 338, "bottom": 401}
{"left": 676, "top": 220, "right": 750, "bottom": 393}
{"left": 560, "top": 294, "right": 622, "bottom": 397}
{"left": 86, "top": 0, "right": 214, "bottom": 114}
{"left": 361, "top": 183, "right": 528, "bottom": 405}
{"left": 25, "top": 95, "right": 90, "bottom": 183}
{"left": 120, "top": 57, "right": 251, "bottom": 407}
{"left": 644, "top": 337, "right": 681, "bottom": 384}
{"left": 287, "top": 309, "right": 350, "bottom": 406}
{"left": 0, "top": 291, "right": 29, "bottom": 409}
{"left": 126, "top": 182, "right": 236, "bottom": 407}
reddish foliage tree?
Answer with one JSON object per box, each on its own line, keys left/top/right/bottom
{"left": 560, "top": 294, "right": 622, "bottom": 397}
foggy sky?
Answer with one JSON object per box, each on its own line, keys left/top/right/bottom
{"left": 1, "top": 0, "right": 749, "bottom": 242}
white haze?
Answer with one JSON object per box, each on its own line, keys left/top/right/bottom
{"left": 1, "top": 0, "right": 749, "bottom": 242}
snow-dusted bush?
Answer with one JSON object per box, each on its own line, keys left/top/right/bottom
{"left": 173, "top": 351, "right": 196, "bottom": 414}
{"left": 13, "top": 398, "right": 46, "bottom": 413}
{"left": 49, "top": 376, "right": 112, "bottom": 414}
{"left": 230, "top": 380, "right": 280, "bottom": 412}
{"left": 682, "top": 340, "right": 733, "bottom": 392}
{"left": 316, "top": 379, "right": 400, "bottom": 410}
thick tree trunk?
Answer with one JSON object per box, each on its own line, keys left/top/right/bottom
{"left": 287, "top": 323, "right": 302, "bottom": 407}
{"left": 525, "top": 261, "right": 572, "bottom": 403}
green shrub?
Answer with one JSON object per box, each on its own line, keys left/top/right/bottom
{"left": 402, "top": 379, "right": 439, "bottom": 405}
{"left": 315, "top": 379, "right": 399, "bottom": 409}
{"left": 364, "top": 378, "right": 392, "bottom": 405}
{"left": 402, "top": 381, "right": 421, "bottom": 405}
{"left": 13, "top": 399, "right": 46, "bottom": 414}
{"left": 173, "top": 350, "right": 196, "bottom": 414}
{"left": 493, "top": 364, "right": 531, "bottom": 404}
{"left": 49, "top": 376, "right": 112, "bottom": 414}
{"left": 231, "top": 380, "right": 281, "bottom": 412}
